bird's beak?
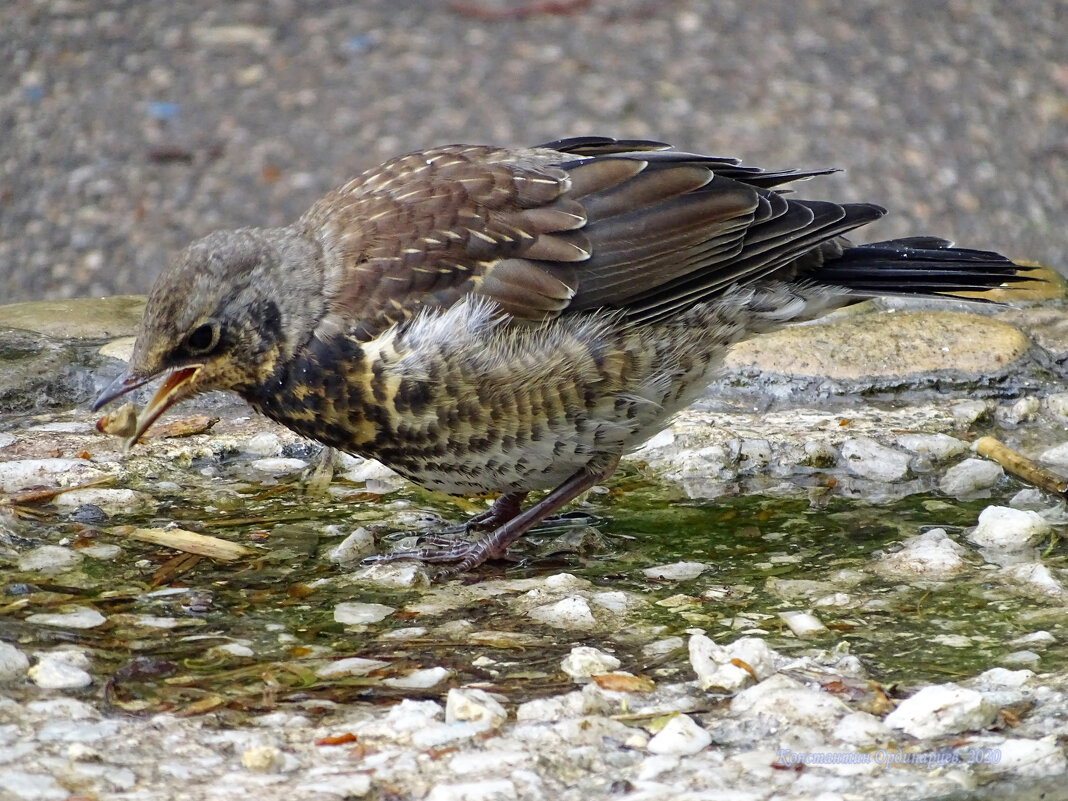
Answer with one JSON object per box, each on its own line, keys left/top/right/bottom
{"left": 93, "top": 365, "right": 202, "bottom": 448}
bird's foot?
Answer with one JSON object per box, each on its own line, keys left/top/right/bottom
{"left": 363, "top": 532, "right": 517, "bottom": 579}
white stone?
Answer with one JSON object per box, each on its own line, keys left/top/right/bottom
{"left": 1045, "top": 393, "right": 1068, "bottom": 418}
{"left": 969, "top": 506, "right": 1051, "bottom": 549}
{"left": 985, "top": 737, "right": 1066, "bottom": 777}
{"left": 646, "top": 713, "right": 711, "bottom": 756}
{"left": 29, "top": 656, "right": 92, "bottom": 689}
{"left": 383, "top": 666, "right": 450, "bottom": 689}
{"left": 445, "top": 688, "right": 507, "bottom": 730}
{"left": 940, "top": 459, "right": 1004, "bottom": 496}
{"left": 738, "top": 438, "right": 773, "bottom": 470}
{"left": 778, "top": 610, "right": 828, "bottom": 638}
{"left": 1009, "top": 631, "right": 1055, "bottom": 648}
{"left": 971, "top": 668, "right": 1035, "bottom": 689}
{"left": 0, "top": 458, "right": 107, "bottom": 492}
{"left": 528, "top": 596, "right": 596, "bottom": 629}
{"left": 642, "top": 637, "right": 685, "bottom": 657}
{"left": 448, "top": 750, "right": 529, "bottom": 776}
{"left": 730, "top": 674, "right": 846, "bottom": 730}
{"left": 210, "top": 642, "right": 254, "bottom": 658}
{"left": 688, "top": 633, "right": 777, "bottom": 691}
{"left": 300, "top": 775, "right": 373, "bottom": 797}
{"left": 316, "top": 657, "right": 390, "bottom": 678}
{"left": 1000, "top": 650, "right": 1041, "bottom": 666}
{"left": 641, "top": 561, "right": 709, "bottom": 581}
{"left": 334, "top": 601, "right": 395, "bottom": 625}
{"left": 832, "top": 711, "right": 893, "bottom": 748}
{"left": 0, "top": 771, "right": 68, "bottom": 801}
{"left": 241, "top": 745, "right": 286, "bottom": 773}
{"left": 875, "top": 529, "right": 967, "bottom": 579}
{"left": 884, "top": 684, "right": 997, "bottom": 738}
{"left": 839, "top": 437, "right": 910, "bottom": 482}
{"left": 895, "top": 433, "right": 969, "bottom": 461}
{"left": 17, "top": 545, "right": 83, "bottom": 574}
{"left": 249, "top": 457, "right": 307, "bottom": 474}
{"left": 1038, "top": 441, "right": 1068, "bottom": 469}
{"left": 79, "top": 544, "right": 122, "bottom": 560}
{"left": 998, "top": 396, "right": 1040, "bottom": 426}
{"left": 243, "top": 432, "right": 283, "bottom": 456}
{"left": 1002, "top": 562, "right": 1068, "bottom": 599}
{"left": 350, "top": 561, "right": 428, "bottom": 588}
{"left": 425, "top": 779, "right": 516, "bottom": 801}
{"left": 590, "top": 591, "right": 631, "bottom": 613}
{"left": 25, "top": 607, "right": 106, "bottom": 629}
{"left": 53, "top": 488, "right": 157, "bottom": 515}
{"left": 951, "top": 400, "right": 989, "bottom": 426}
{"left": 561, "top": 646, "right": 621, "bottom": 678}
{"left": 327, "top": 527, "right": 375, "bottom": 563}
{"left": 0, "top": 642, "right": 30, "bottom": 681}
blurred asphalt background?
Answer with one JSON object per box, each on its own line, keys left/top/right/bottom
{"left": 1, "top": 0, "right": 1065, "bottom": 302}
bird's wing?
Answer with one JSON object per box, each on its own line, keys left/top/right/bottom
{"left": 300, "top": 137, "right": 885, "bottom": 340}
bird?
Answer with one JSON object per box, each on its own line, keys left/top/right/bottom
{"left": 93, "top": 136, "right": 1029, "bottom": 576}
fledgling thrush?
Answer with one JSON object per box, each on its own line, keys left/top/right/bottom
{"left": 94, "top": 137, "right": 1029, "bottom": 576}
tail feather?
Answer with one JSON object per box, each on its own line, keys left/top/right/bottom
{"left": 810, "top": 238, "right": 1028, "bottom": 298}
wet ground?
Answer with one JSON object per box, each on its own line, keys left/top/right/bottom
{"left": 1, "top": 294, "right": 1067, "bottom": 799}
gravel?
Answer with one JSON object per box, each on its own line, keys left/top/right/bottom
{"left": 2, "top": 1, "right": 1064, "bottom": 302}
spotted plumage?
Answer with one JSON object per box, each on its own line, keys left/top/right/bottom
{"left": 94, "top": 137, "right": 1028, "bottom": 576}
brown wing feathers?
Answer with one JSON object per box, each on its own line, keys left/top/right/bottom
{"left": 306, "top": 137, "right": 875, "bottom": 339}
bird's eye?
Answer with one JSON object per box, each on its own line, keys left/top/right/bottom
{"left": 183, "top": 321, "right": 221, "bottom": 356}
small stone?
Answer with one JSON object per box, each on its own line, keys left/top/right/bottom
{"left": 17, "top": 545, "right": 84, "bottom": 574}
{"left": 529, "top": 596, "right": 596, "bottom": 629}
{"left": 425, "top": 780, "right": 516, "bottom": 801}
{"left": 241, "top": 745, "right": 285, "bottom": 773}
{"left": 875, "top": 529, "right": 968, "bottom": 579}
{"left": 1008, "top": 631, "right": 1055, "bottom": 649}
{"left": 1045, "top": 392, "right": 1068, "bottom": 419}
{"left": 350, "top": 561, "right": 428, "bottom": 588}
{"left": 1000, "top": 650, "right": 1041, "bottom": 667}
{"left": 0, "top": 771, "right": 68, "bottom": 801}
{"left": 250, "top": 457, "right": 308, "bottom": 474}
{"left": 738, "top": 438, "right": 772, "bottom": 470}
{"left": 0, "top": 642, "right": 30, "bottom": 681}
{"left": 971, "top": 668, "right": 1035, "bottom": 689}
{"left": 0, "top": 457, "right": 107, "bottom": 492}
{"left": 895, "top": 433, "right": 969, "bottom": 461}
{"left": 951, "top": 400, "right": 990, "bottom": 426}
{"left": 642, "top": 637, "right": 685, "bottom": 657}
{"left": 1038, "top": 441, "right": 1068, "bottom": 470}
{"left": 334, "top": 601, "right": 395, "bottom": 625}
{"left": 243, "top": 432, "right": 283, "bottom": 456}
{"left": 1001, "top": 563, "right": 1068, "bottom": 599}
{"left": 969, "top": 505, "right": 1051, "bottom": 549}
{"left": 778, "top": 610, "right": 828, "bottom": 638}
{"left": 832, "top": 711, "right": 893, "bottom": 748}
{"left": 940, "top": 459, "right": 1004, "bottom": 496}
{"left": 802, "top": 439, "right": 838, "bottom": 468}
{"left": 730, "top": 674, "right": 846, "bottom": 730}
{"left": 383, "top": 666, "right": 450, "bottom": 689}
{"left": 646, "top": 714, "right": 711, "bottom": 755}
{"left": 641, "top": 561, "right": 709, "bottom": 581}
{"left": 316, "top": 657, "right": 390, "bottom": 678}
{"left": 445, "top": 688, "right": 508, "bottom": 730}
{"left": 590, "top": 590, "right": 631, "bottom": 613}
{"left": 985, "top": 737, "right": 1066, "bottom": 777}
{"left": 884, "top": 683, "right": 997, "bottom": 738}
{"left": 25, "top": 607, "right": 106, "bottom": 629}
{"left": 561, "top": 646, "right": 621, "bottom": 678}
{"left": 840, "top": 437, "right": 910, "bottom": 482}
{"left": 327, "top": 527, "right": 375, "bottom": 563}
{"left": 689, "top": 634, "right": 777, "bottom": 691}
{"left": 52, "top": 488, "right": 157, "bottom": 515}
{"left": 997, "top": 396, "right": 1040, "bottom": 426}
{"left": 29, "top": 656, "right": 93, "bottom": 689}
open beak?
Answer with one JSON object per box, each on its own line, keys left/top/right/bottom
{"left": 93, "top": 365, "right": 202, "bottom": 448}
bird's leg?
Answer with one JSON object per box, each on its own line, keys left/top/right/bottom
{"left": 366, "top": 455, "right": 620, "bottom": 576}
{"left": 465, "top": 492, "right": 528, "bottom": 531}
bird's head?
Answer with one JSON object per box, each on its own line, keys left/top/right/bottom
{"left": 93, "top": 228, "right": 324, "bottom": 446}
